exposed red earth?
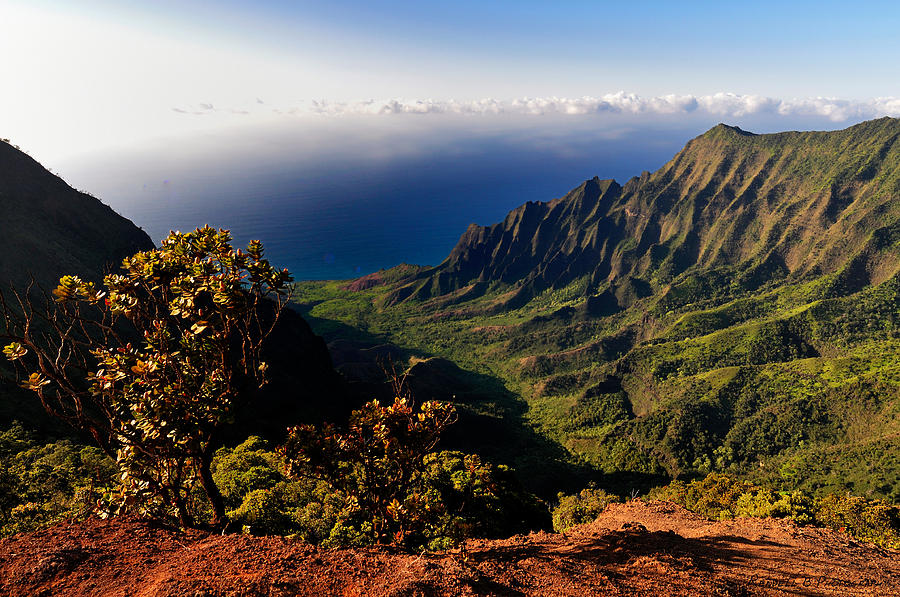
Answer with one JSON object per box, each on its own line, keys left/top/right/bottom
{"left": 1, "top": 500, "right": 898, "bottom": 596}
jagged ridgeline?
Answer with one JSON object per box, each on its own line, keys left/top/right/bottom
{"left": 297, "top": 117, "right": 900, "bottom": 500}
{"left": 385, "top": 117, "right": 900, "bottom": 307}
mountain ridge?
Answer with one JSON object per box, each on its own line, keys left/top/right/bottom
{"left": 382, "top": 117, "right": 900, "bottom": 311}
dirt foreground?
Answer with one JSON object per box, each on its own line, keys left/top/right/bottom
{"left": 1, "top": 500, "right": 898, "bottom": 596}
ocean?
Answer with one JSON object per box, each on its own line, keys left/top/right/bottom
{"left": 57, "top": 119, "right": 701, "bottom": 281}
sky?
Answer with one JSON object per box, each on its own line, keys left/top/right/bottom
{"left": 3, "top": 0, "right": 900, "bottom": 163}
{"left": 3, "top": 0, "right": 900, "bottom": 278}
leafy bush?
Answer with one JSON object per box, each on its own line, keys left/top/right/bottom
{"left": 815, "top": 493, "right": 900, "bottom": 549}
{"left": 0, "top": 422, "right": 116, "bottom": 536}
{"left": 210, "top": 437, "right": 341, "bottom": 540}
{"left": 212, "top": 436, "right": 282, "bottom": 509}
{"left": 219, "top": 445, "right": 549, "bottom": 548}
{"left": 650, "top": 473, "right": 900, "bottom": 548}
{"left": 281, "top": 396, "right": 457, "bottom": 547}
{"left": 552, "top": 484, "right": 619, "bottom": 532}
{"left": 280, "top": 397, "right": 549, "bottom": 549}
{"left": 416, "top": 450, "right": 550, "bottom": 548}
{"left": 650, "top": 473, "right": 765, "bottom": 520}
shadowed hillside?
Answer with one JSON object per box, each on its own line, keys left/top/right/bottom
{"left": 0, "top": 141, "right": 155, "bottom": 432}
{"left": 0, "top": 140, "right": 155, "bottom": 290}
{"left": 0, "top": 140, "right": 346, "bottom": 447}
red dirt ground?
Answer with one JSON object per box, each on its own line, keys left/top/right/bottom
{"left": 1, "top": 500, "right": 898, "bottom": 596}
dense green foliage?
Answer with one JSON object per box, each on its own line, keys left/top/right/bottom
{"left": 280, "top": 397, "right": 549, "bottom": 549}
{"left": 415, "top": 450, "right": 550, "bottom": 547}
{"left": 0, "top": 421, "right": 549, "bottom": 548}
{"left": 552, "top": 485, "right": 619, "bottom": 532}
{"left": 212, "top": 436, "right": 345, "bottom": 542}
{"left": 293, "top": 265, "right": 900, "bottom": 502}
{"left": 213, "top": 433, "right": 548, "bottom": 549}
{"left": 650, "top": 473, "right": 900, "bottom": 549}
{"left": 282, "top": 396, "right": 457, "bottom": 547}
{"left": 0, "top": 423, "right": 115, "bottom": 537}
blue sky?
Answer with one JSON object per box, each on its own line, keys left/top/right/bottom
{"left": 2, "top": 0, "right": 900, "bottom": 162}
{"left": 243, "top": 0, "right": 899, "bottom": 98}
{"left": 27, "top": 0, "right": 900, "bottom": 97}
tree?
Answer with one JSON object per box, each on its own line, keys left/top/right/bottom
{"left": 2, "top": 226, "right": 292, "bottom": 528}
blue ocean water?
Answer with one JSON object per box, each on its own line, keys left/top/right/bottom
{"left": 64, "top": 123, "right": 696, "bottom": 281}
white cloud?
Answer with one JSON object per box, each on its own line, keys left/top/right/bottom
{"left": 171, "top": 93, "right": 900, "bottom": 122}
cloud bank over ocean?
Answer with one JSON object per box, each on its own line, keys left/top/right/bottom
{"left": 52, "top": 85, "right": 900, "bottom": 281}
{"left": 60, "top": 89, "right": 900, "bottom": 280}
{"left": 174, "top": 93, "right": 900, "bottom": 123}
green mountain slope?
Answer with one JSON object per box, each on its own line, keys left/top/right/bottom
{"left": 296, "top": 118, "right": 900, "bottom": 501}
{"left": 384, "top": 117, "right": 900, "bottom": 310}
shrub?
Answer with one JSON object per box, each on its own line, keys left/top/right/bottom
{"left": 417, "top": 450, "right": 550, "bottom": 547}
{"left": 211, "top": 439, "right": 345, "bottom": 540}
{"left": 222, "top": 447, "right": 551, "bottom": 549}
{"left": 212, "top": 436, "right": 282, "bottom": 509}
{"left": 281, "top": 396, "right": 457, "bottom": 547}
{"left": 733, "top": 489, "right": 815, "bottom": 523}
{"left": 815, "top": 493, "right": 900, "bottom": 549}
{"left": 650, "top": 473, "right": 900, "bottom": 548}
{"left": 280, "top": 397, "right": 549, "bottom": 549}
{"left": 649, "top": 473, "right": 755, "bottom": 519}
{"left": 227, "top": 486, "right": 294, "bottom": 535}
{"left": 552, "top": 484, "right": 619, "bottom": 532}
{"left": 0, "top": 422, "right": 116, "bottom": 536}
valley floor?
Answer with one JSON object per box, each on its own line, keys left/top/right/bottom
{"left": 1, "top": 501, "right": 898, "bottom": 596}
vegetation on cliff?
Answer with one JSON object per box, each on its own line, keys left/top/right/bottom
{"left": 294, "top": 118, "right": 900, "bottom": 506}
{"left": 3, "top": 227, "right": 294, "bottom": 528}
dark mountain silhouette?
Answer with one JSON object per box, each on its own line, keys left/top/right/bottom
{"left": 0, "top": 140, "right": 155, "bottom": 290}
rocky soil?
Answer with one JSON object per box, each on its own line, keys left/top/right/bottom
{"left": 1, "top": 500, "right": 898, "bottom": 596}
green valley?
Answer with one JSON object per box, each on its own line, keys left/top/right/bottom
{"left": 294, "top": 118, "right": 900, "bottom": 503}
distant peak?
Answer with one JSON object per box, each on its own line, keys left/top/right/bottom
{"left": 584, "top": 176, "right": 621, "bottom": 192}
{"left": 707, "top": 123, "right": 756, "bottom": 137}
{"left": 847, "top": 116, "right": 900, "bottom": 131}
